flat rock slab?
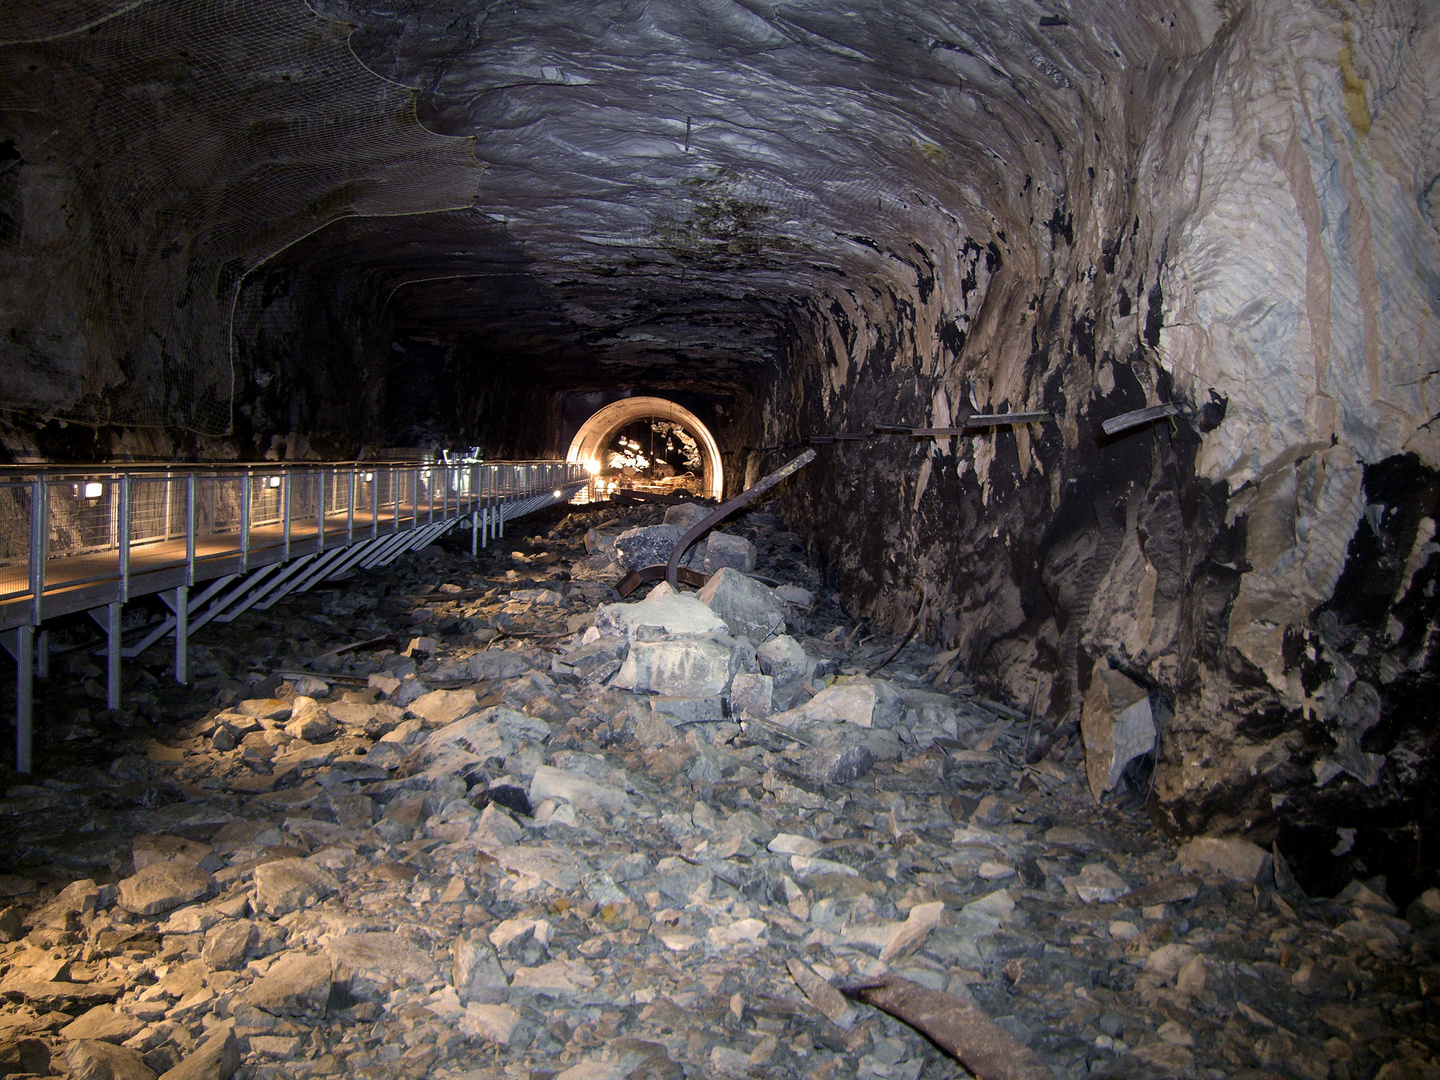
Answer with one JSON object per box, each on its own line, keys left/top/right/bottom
{"left": 529, "top": 764, "right": 629, "bottom": 813}
{"left": 1177, "top": 836, "right": 1272, "bottom": 882}
{"left": 117, "top": 862, "right": 214, "bottom": 916}
{"left": 326, "top": 933, "right": 438, "bottom": 1001}
{"left": 509, "top": 958, "right": 598, "bottom": 995}
{"left": 65, "top": 1039, "right": 156, "bottom": 1080}
{"left": 0, "top": 977, "right": 122, "bottom": 1011}
{"left": 60, "top": 1005, "right": 145, "bottom": 1045}
{"left": 236, "top": 699, "right": 291, "bottom": 721}
{"left": 468, "top": 650, "right": 537, "bottom": 681}
{"left": 596, "top": 591, "right": 727, "bottom": 639}
{"left": 241, "top": 952, "right": 333, "bottom": 1017}
{"left": 461, "top": 1003, "right": 524, "bottom": 1046}
{"left": 794, "top": 676, "right": 904, "bottom": 729}
{"left": 407, "top": 688, "right": 480, "bottom": 726}
{"left": 157, "top": 1022, "right": 239, "bottom": 1080}
{"left": 201, "top": 920, "right": 257, "bottom": 971}
{"left": 132, "top": 835, "right": 221, "bottom": 873}
{"left": 251, "top": 859, "right": 338, "bottom": 916}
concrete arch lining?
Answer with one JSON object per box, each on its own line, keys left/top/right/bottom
{"left": 566, "top": 396, "right": 723, "bottom": 500}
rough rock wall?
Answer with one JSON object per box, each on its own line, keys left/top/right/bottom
{"left": 769, "top": 1, "right": 1440, "bottom": 894}
{"left": 0, "top": 0, "right": 480, "bottom": 434}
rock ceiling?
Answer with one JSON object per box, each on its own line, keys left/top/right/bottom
{"left": 313, "top": 0, "right": 1214, "bottom": 384}
{"left": 1, "top": 0, "right": 1220, "bottom": 416}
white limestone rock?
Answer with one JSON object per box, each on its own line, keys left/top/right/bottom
{"left": 595, "top": 591, "right": 727, "bottom": 640}
{"left": 697, "top": 567, "right": 785, "bottom": 642}
{"left": 703, "top": 532, "right": 756, "bottom": 574}
{"left": 612, "top": 634, "right": 752, "bottom": 697}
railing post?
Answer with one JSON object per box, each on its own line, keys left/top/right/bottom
{"left": 29, "top": 478, "right": 45, "bottom": 625}
{"left": 348, "top": 470, "right": 356, "bottom": 543}
{"left": 371, "top": 471, "right": 378, "bottom": 538}
{"left": 240, "top": 471, "right": 251, "bottom": 573}
{"left": 412, "top": 468, "right": 420, "bottom": 530}
{"left": 317, "top": 470, "right": 326, "bottom": 554}
{"left": 185, "top": 472, "right": 196, "bottom": 586}
{"left": 392, "top": 468, "right": 400, "bottom": 534}
{"left": 118, "top": 473, "right": 130, "bottom": 603}
{"left": 282, "top": 471, "right": 292, "bottom": 560}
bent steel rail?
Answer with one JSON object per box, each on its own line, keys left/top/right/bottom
{"left": 0, "top": 459, "right": 588, "bottom": 773}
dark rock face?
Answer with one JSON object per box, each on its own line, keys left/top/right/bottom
{"left": 0, "top": 0, "right": 1437, "bottom": 889}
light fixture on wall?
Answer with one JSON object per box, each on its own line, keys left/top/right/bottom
{"left": 267, "top": 476, "right": 281, "bottom": 489}
{"left": 361, "top": 472, "right": 374, "bottom": 483}
{"left": 81, "top": 481, "right": 104, "bottom": 499}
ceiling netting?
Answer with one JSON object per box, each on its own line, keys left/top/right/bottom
{"left": 0, "top": 0, "right": 482, "bottom": 434}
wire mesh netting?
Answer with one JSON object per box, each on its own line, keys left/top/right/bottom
{"left": 0, "top": 0, "right": 482, "bottom": 434}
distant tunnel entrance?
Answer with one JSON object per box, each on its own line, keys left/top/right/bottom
{"left": 565, "top": 396, "right": 723, "bottom": 501}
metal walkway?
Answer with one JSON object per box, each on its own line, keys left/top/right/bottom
{"left": 1, "top": 459, "right": 589, "bottom": 773}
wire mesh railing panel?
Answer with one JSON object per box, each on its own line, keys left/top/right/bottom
{"left": 250, "top": 475, "right": 283, "bottom": 531}
{"left": 49, "top": 479, "right": 118, "bottom": 558}
{"left": 128, "top": 478, "right": 172, "bottom": 548}
{"left": 45, "top": 479, "right": 120, "bottom": 586}
{"left": 0, "top": 481, "right": 32, "bottom": 601}
{"left": 195, "top": 475, "right": 244, "bottom": 541}
{"left": 290, "top": 473, "right": 319, "bottom": 541}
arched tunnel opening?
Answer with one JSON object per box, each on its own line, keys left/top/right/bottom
{"left": 0, "top": 1, "right": 1438, "bottom": 1075}
{"left": 566, "top": 395, "right": 724, "bottom": 501}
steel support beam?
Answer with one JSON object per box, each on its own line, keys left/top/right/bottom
{"left": 217, "top": 555, "right": 317, "bottom": 623}
{"left": 191, "top": 565, "right": 282, "bottom": 633}
{"left": 356, "top": 528, "right": 421, "bottom": 570}
{"left": 259, "top": 546, "right": 349, "bottom": 606}
{"left": 1, "top": 626, "right": 34, "bottom": 774}
{"left": 122, "top": 573, "right": 237, "bottom": 658}
{"left": 87, "top": 602, "right": 123, "bottom": 710}
{"left": 172, "top": 585, "right": 188, "bottom": 684}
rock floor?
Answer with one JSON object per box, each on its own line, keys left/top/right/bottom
{"left": 1, "top": 501, "right": 1438, "bottom": 1080}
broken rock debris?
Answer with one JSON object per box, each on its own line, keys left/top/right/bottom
{"left": 0, "top": 499, "right": 1436, "bottom": 1080}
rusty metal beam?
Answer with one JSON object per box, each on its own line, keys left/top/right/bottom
{"left": 1101, "top": 401, "right": 1184, "bottom": 436}
{"left": 665, "top": 449, "right": 817, "bottom": 588}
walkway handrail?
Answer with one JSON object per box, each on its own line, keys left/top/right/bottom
{"left": 0, "top": 459, "right": 588, "bottom": 627}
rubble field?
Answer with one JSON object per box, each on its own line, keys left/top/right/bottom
{"left": 2, "top": 502, "right": 1437, "bottom": 1080}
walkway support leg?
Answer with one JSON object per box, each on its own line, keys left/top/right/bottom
{"left": 106, "top": 601, "right": 122, "bottom": 710}
{"left": 174, "top": 585, "right": 188, "bottom": 685}
{"left": 4, "top": 626, "right": 34, "bottom": 774}
{"left": 36, "top": 630, "right": 49, "bottom": 679}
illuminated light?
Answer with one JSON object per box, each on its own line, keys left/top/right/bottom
{"left": 267, "top": 476, "right": 281, "bottom": 489}
{"left": 361, "top": 472, "right": 374, "bottom": 483}
{"left": 553, "top": 489, "right": 563, "bottom": 498}
{"left": 83, "top": 481, "right": 104, "bottom": 499}
{"left": 583, "top": 458, "right": 601, "bottom": 476}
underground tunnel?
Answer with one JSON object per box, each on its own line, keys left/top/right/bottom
{"left": 0, "top": 0, "right": 1438, "bottom": 1077}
